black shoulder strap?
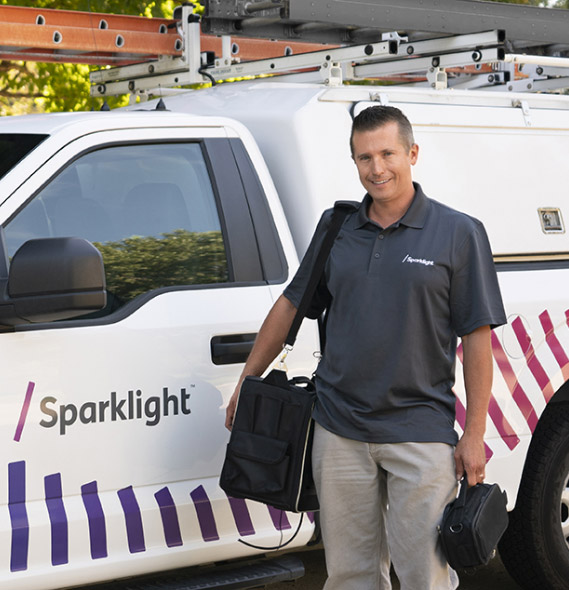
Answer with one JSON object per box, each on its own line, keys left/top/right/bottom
{"left": 284, "top": 201, "right": 356, "bottom": 347}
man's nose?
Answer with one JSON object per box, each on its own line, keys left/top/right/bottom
{"left": 370, "top": 157, "right": 384, "bottom": 175}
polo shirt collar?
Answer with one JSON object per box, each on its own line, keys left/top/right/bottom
{"left": 355, "top": 182, "right": 429, "bottom": 230}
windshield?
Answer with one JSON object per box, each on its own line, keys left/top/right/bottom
{"left": 0, "top": 134, "right": 48, "bottom": 181}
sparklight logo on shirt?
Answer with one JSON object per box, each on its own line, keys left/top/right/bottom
{"left": 39, "top": 387, "right": 192, "bottom": 435}
{"left": 402, "top": 253, "right": 434, "bottom": 267}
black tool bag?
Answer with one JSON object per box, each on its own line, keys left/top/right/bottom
{"left": 219, "top": 202, "right": 355, "bottom": 513}
{"left": 220, "top": 370, "right": 318, "bottom": 512}
{"left": 439, "top": 478, "right": 509, "bottom": 570}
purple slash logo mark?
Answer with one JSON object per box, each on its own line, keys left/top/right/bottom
{"left": 14, "top": 382, "right": 35, "bottom": 442}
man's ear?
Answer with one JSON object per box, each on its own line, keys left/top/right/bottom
{"left": 409, "top": 143, "right": 419, "bottom": 166}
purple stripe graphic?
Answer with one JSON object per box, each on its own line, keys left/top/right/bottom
{"left": 155, "top": 487, "right": 183, "bottom": 548}
{"left": 118, "top": 486, "right": 146, "bottom": 554}
{"left": 307, "top": 511, "right": 315, "bottom": 524}
{"left": 227, "top": 496, "right": 255, "bottom": 536}
{"left": 9, "top": 461, "right": 29, "bottom": 572}
{"left": 45, "top": 473, "right": 68, "bottom": 566}
{"left": 267, "top": 506, "right": 291, "bottom": 531}
{"left": 14, "top": 382, "right": 35, "bottom": 442}
{"left": 190, "top": 486, "right": 219, "bottom": 542}
{"left": 81, "top": 481, "right": 108, "bottom": 559}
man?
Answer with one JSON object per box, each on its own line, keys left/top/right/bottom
{"left": 226, "top": 106, "right": 506, "bottom": 589}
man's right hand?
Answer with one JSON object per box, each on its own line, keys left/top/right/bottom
{"left": 223, "top": 294, "right": 297, "bottom": 431}
{"left": 225, "top": 388, "right": 240, "bottom": 431}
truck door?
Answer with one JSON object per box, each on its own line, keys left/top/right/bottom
{"left": 0, "top": 125, "right": 309, "bottom": 590}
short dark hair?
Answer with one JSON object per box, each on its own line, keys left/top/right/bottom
{"left": 350, "top": 105, "right": 415, "bottom": 154}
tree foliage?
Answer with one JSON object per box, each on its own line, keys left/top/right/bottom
{"left": 96, "top": 230, "right": 228, "bottom": 304}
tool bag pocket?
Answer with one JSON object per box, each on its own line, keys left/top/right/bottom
{"left": 222, "top": 430, "right": 290, "bottom": 495}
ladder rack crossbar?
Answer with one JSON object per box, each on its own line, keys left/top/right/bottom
{"left": 392, "top": 30, "right": 505, "bottom": 58}
{"left": 90, "top": 57, "right": 189, "bottom": 84}
{"left": 354, "top": 48, "right": 505, "bottom": 79}
{"left": 209, "top": 39, "right": 396, "bottom": 80}
{"left": 93, "top": 69, "right": 197, "bottom": 98}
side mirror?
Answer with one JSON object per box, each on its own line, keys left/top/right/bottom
{"left": 0, "top": 235, "right": 106, "bottom": 326}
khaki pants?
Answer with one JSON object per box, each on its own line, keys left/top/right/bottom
{"left": 312, "top": 423, "right": 460, "bottom": 590}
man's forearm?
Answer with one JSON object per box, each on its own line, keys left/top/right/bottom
{"left": 225, "top": 294, "right": 297, "bottom": 429}
{"left": 238, "top": 294, "right": 297, "bottom": 380}
{"left": 455, "top": 324, "right": 493, "bottom": 484}
{"left": 462, "top": 325, "right": 493, "bottom": 437}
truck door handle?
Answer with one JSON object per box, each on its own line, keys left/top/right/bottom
{"left": 211, "top": 333, "right": 257, "bottom": 365}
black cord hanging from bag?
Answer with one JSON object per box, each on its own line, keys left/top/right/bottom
{"left": 238, "top": 513, "right": 305, "bottom": 551}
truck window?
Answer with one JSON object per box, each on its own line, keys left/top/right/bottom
{"left": 3, "top": 142, "right": 229, "bottom": 317}
{"left": 0, "top": 134, "right": 48, "bottom": 180}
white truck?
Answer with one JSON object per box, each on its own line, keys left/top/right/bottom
{"left": 1, "top": 1, "right": 569, "bottom": 589}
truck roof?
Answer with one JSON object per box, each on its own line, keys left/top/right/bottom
{"left": 0, "top": 109, "right": 237, "bottom": 136}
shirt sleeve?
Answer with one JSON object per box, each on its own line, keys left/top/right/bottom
{"left": 283, "top": 208, "right": 334, "bottom": 318}
{"left": 450, "top": 220, "right": 507, "bottom": 337}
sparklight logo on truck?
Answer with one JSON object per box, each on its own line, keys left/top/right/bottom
{"left": 39, "top": 388, "right": 192, "bottom": 435}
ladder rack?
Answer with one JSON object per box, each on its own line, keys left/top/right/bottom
{"left": 3, "top": 1, "right": 569, "bottom": 98}
{"left": 89, "top": 4, "right": 569, "bottom": 100}
{"left": 92, "top": 25, "right": 507, "bottom": 96}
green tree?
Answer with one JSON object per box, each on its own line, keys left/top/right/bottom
{"left": 0, "top": 0, "right": 179, "bottom": 115}
{"left": 96, "top": 230, "right": 228, "bottom": 304}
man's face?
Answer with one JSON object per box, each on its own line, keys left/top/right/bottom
{"left": 352, "top": 121, "right": 418, "bottom": 206}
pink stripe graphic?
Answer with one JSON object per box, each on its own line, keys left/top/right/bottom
{"left": 540, "top": 310, "right": 569, "bottom": 381}
{"left": 457, "top": 346, "right": 519, "bottom": 451}
{"left": 487, "top": 395, "right": 519, "bottom": 450}
{"left": 454, "top": 396, "right": 493, "bottom": 461}
{"left": 491, "top": 332, "right": 538, "bottom": 432}
{"left": 512, "top": 317, "right": 555, "bottom": 402}
{"left": 14, "top": 382, "right": 35, "bottom": 442}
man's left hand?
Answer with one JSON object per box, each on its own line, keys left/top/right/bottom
{"left": 454, "top": 431, "right": 486, "bottom": 486}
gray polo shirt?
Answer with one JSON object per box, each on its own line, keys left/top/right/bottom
{"left": 283, "top": 183, "right": 507, "bottom": 445}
